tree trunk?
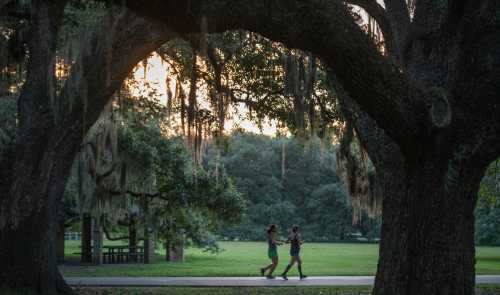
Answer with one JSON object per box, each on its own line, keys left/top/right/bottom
{"left": 0, "top": 2, "right": 74, "bottom": 293}
{"left": 81, "top": 213, "right": 92, "bottom": 263}
{"left": 373, "top": 161, "right": 484, "bottom": 295}
{"left": 0, "top": 79, "right": 78, "bottom": 295}
{"left": 0, "top": 7, "right": 171, "bottom": 293}
{"left": 0, "top": 140, "right": 77, "bottom": 294}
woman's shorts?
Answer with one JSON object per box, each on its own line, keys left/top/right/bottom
{"left": 268, "top": 248, "right": 278, "bottom": 259}
{"left": 290, "top": 247, "right": 300, "bottom": 257}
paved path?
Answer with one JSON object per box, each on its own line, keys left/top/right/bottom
{"left": 66, "top": 275, "right": 500, "bottom": 287}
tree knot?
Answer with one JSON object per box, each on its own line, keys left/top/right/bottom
{"left": 428, "top": 87, "right": 452, "bottom": 128}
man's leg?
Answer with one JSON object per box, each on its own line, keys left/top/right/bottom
{"left": 281, "top": 257, "right": 296, "bottom": 280}
{"left": 298, "top": 256, "right": 307, "bottom": 279}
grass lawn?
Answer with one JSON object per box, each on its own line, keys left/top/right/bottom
{"left": 71, "top": 285, "right": 500, "bottom": 295}
{"left": 60, "top": 241, "right": 500, "bottom": 277}
{"left": 0, "top": 285, "right": 500, "bottom": 295}
{"left": 73, "top": 287, "right": 373, "bottom": 295}
{"left": 4, "top": 286, "right": 500, "bottom": 295}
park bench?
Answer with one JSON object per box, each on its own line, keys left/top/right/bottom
{"left": 75, "top": 245, "right": 145, "bottom": 263}
{"left": 103, "top": 245, "right": 145, "bottom": 263}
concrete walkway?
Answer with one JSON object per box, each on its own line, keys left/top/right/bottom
{"left": 66, "top": 275, "right": 500, "bottom": 287}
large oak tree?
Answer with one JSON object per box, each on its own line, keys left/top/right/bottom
{"left": 0, "top": 2, "right": 174, "bottom": 293}
{"left": 0, "top": 0, "right": 499, "bottom": 294}
{"left": 125, "top": 2, "right": 499, "bottom": 294}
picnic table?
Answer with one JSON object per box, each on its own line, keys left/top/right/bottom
{"left": 102, "top": 245, "right": 145, "bottom": 264}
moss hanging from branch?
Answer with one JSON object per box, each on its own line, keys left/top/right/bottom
{"left": 187, "top": 49, "right": 198, "bottom": 151}
{"left": 336, "top": 122, "right": 382, "bottom": 224}
{"left": 165, "top": 76, "right": 173, "bottom": 124}
{"left": 177, "top": 79, "right": 186, "bottom": 136}
{"left": 283, "top": 51, "right": 318, "bottom": 138}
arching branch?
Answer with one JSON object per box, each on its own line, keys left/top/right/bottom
{"left": 58, "top": 9, "right": 175, "bottom": 135}
{"left": 125, "top": 0, "right": 425, "bottom": 158}
{"left": 346, "top": 0, "right": 395, "bottom": 56}
{"left": 383, "top": 0, "right": 411, "bottom": 62}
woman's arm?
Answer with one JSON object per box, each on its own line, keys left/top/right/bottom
{"left": 298, "top": 233, "right": 304, "bottom": 245}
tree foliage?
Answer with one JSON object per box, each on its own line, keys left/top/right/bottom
{"left": 209, "top": 132, "right": 375, "bottom": 242}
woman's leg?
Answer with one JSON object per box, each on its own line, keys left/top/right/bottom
{"left": 261, "top": 260, "right": 274, "bottom": 275}
{"left": 268, "top": 256, "right": 278, "bottom": 277}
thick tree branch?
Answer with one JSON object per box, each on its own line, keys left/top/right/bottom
{"left": 331, "top": 72, "right": 403, "bottom": 171}
{"left": 58, "top": 9, "right": 175, "bottom": 134}
{"left": 124, "top": 0, "right": 425, "bottom": 157}
{"left": 443, "top": 0, "right": 500, "bottom": 165}
{"left": 16, "top": 0, "right": 67, "bottom": 136}
{"left": 383, "top": 0, "right": 411, "bottom": 62}
{"left": 346, "top": 0, "right": 395, "bottom": 56}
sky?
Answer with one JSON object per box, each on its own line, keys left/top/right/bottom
{"left": 130, "top": 53, "right": 278, "bottom": 137}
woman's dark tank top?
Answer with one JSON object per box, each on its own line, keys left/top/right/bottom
{"left": 290, "top": 234, "right": 300, "bottom": 250}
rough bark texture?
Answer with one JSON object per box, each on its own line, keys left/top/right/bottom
{"left": 0, "top": 2, "right": 73, "bottom": 293}
{"left": 1, "top": 0, "right": 499, "bottom": 294}
{"left": 0, "top": 4, "right": 173, "bottom": 293}
{"left": 373, "top": 162, "right": 482, "bottom": 295}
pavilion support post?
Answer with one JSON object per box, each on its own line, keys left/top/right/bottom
{"left": 142, "top": 197, "right": 155, "bottom": 264}
{"left": 92, "top": 215, "right": 103, "bottom": 265}
{"left": 129, "top": 214, "right": 137, "bottom": 262}
{"left": 81, "top": 213, "right": 92, "bottom": 263}
{"left": 144, "top": 230, "right": 155, "bottom": 264}
{"left": 167, "top": 235, "right": 185, "bottom": 262}
{"left": 56, "top": 219, "right": 65, "bottom": 263}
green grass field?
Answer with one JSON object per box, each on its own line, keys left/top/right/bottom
{"left": 72, "top": 286, "right": 500, "bottom": 295}
{"left": 5, "top": 286, "right": 500, "bottom": 295}
{"left": 60, "top": 241, "right": 500, "bottom": 277}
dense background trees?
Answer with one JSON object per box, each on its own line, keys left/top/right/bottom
{"left": 476, "top": 159, "right": 500, "bottom": 246}
{"left": 1, "top": 0, "right": 500, "bottom": 294}
{"left": 211, "top": 132, "right": 360, "bottom": 242}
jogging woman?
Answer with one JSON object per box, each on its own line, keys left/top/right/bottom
{"left": 281, "top": 225, "right": 307, "bottom": 280}
{"left": 260, "top": 224, "right": 281, "bottom": 279}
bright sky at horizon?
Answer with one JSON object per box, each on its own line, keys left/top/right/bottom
{"left": 131, "top": 53, "right": 278, "bottom": 137}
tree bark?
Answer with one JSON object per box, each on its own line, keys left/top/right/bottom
{"left": 0, "top": 1, "right": 73, "bottom": 293}
{"left": 126, "top": 0, "right": 426, "bottom": 155}
{"left": 374, "top": 161, "right": 484, "bottom": 295}
{"left": 0, "top": 8, "right": 173, "bottom": 293}
{"left": 334, "top": 73, "right": 488, "bottom": 295}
